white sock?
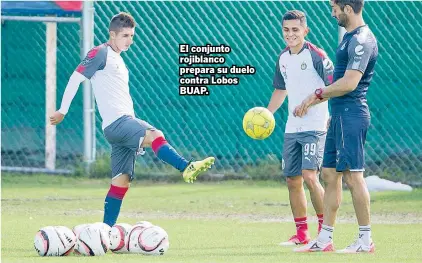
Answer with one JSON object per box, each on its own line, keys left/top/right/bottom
{"left": 359, "top": 225, "right": 371, "bottom": 246}
{"left": 318, "top": 224, "right": 334, "bottom": 243}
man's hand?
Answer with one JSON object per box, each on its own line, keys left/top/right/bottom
{"left": 294, "top": 93, "right": 318, "bottom": 117}
{"left": 50, "top": 111, "right": 65, "bottom": 125}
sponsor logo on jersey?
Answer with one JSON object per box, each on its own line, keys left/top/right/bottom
{"left": 323, "top": 58, "right": 333, "bottom": 69}
{"left": 282, "top": 65, "right": 287, "bottom": 80}
{"left": 355, "top": 45, "right": 364, "bottom": 56}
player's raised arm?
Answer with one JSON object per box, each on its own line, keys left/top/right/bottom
{"left": 267, "top": 56, "right": 288, "bottom": 114}
{"left": 50, "top": 45, "right": 107, "bottom": 125}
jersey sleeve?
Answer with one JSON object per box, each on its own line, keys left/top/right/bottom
{"left": 346, "top": 36, "right": 375, "bottom": 73}
{"left": 75, "top": 45, "right": 107, "bottom": 79}
{"left": 273, "top": 54, "right": 286, "bottom": 90}
{"left": 310, "top": 47, "right": 334, "bottom": 86}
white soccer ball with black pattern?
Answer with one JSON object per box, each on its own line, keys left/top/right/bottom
{"left": 134, "top": 221, "right": 154, "bottom": 230}
{"left": 34, "top": 226, "right": 76, "bottom": 256}
{"left": 127, "top": 225, "right": 169, "bottom": 255}
{"left": 92, "top": 222, "right": 112, "bottom": 237}
{"left": 72, "top": 223, "right": 90, "bottom": 238}
{"left": 109, "top": 223, "right": 132, "bottom": 253}
{"left": 75, "top": 225, "right": 110, "bottom": 256}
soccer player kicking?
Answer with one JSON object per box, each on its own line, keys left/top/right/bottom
{"left": 50, "top": 12, "right": 215, "bottom": 227}
{"left": 268, "top": 10, "right": 334, "bottom": 246}
{"left": 294, "top": 0, "right": 378, "bottom": 253}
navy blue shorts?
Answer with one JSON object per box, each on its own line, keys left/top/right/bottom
{"left": 282, "top": 131, "right": 326, "bottom": 177}
{"left": 322, "top": 115, "right": 370, "bottom": 172}
{"left": 104, "top": 115, "right": 155, "bottom": 181}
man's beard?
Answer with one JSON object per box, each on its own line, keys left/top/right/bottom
{"left": 338, "top": 14, "right": 349, "bottom": 28}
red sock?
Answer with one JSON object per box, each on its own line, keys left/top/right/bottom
{"left": 317, "top": 214, "right": 324, "bottom": 233}
{"left": 294, "top": 217, "right": 309, "bottom": 241}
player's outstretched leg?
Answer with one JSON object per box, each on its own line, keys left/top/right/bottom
{"left": 143, "top": 129, "right": 215, "bottom": 183}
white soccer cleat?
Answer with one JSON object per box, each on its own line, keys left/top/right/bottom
{"left": 336, "top": 239, "right": 375, "bottom": 253}
{"left": 293, "top": 239, "right": 334, "bottom": 253}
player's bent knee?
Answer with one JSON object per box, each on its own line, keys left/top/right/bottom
{"left": 286, "top": 176, "right": 303, "bottom": 190}
{"left": 321, "top": 168, "right": 341, "bottom": 185}
{"left": 150, "top": 129, "right": 164, "bottom": 139}
{"left": 302, "top": 170, "right": 320, "bottom": 188}
{"left": 302, "top": 170, "right": 318, "bottom": 181}
{"left": 142, "top": 129, "right": 165, "bottom": 147}
{"left": 344, "top": 171, "right": 365, "bottom": 190}
{"left": 111, "top": 174, "right": 131, "bottom": 188}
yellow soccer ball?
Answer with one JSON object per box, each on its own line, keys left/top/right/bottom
{"left": 242, "top": 107, "right": 275, "bottom": 140}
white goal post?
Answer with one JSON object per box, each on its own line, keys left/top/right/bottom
{"left": 1, "top": 1, "right": 95, "bottom": 174}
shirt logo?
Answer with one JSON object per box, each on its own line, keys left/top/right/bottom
{"left": 340, "top": 42, "right": 347, "bottom": 50}
{"left": 355, "top": 45, "right": 365, "bottom": 55}
{"left": 323, "top": 58, "right": 333, "bottom": 69}
{"left": 281, "top": 65, "right": 287, "bottom": 80}
{"left": 301, "top": 62, "right": 307, "bottom": 70}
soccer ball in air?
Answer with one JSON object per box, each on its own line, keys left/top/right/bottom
{"left": 242, "top": 107, "right": 275, "bottom": 140}
{"left": 127, "top": 225, "right": 169, "bottom": 255}
{"left": 34, "top": 226, "right": 76, "bottom": 256}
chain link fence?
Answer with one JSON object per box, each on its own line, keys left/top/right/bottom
{"left": 1, "top": 19, "right": 83, "bottom": 170}
{"left": 2, "top": 1, "right": 422, "bottom": 182}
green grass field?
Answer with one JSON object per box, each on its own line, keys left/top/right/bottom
{"left": 2, "top": 175, "right": 422, "bottom": 263}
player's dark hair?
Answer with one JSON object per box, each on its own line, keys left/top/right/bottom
{"left": 109, "top": 12, "right": 135, "bottom": 32}
{"left": 334, "top": 0, "right": 364, "bottom": 13}
{"left": 282, "top": 10, "right": 307, "bottom": 27}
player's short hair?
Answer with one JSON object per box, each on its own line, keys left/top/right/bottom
{"left": 109, "top": 12, "right": 136, "bottom": 32}
{"left": 282, "top": 10, "right": 307, "bottom": 27}
{"left": 334, "top": 0, "right": 364, "bottom": 13}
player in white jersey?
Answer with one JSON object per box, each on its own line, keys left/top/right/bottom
{"left": 50, "top": 12, "right": 215, "bottom": 227}
{"left": 267, "top": 10, "right": 334, "bottom": 246}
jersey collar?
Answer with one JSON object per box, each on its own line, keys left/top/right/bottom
{"left": 105, "top": 42, "right": 120, "bottom": 54}
{"left": 288, "top": 42, "right": 307, "bottom": 55}
{"left": 345, "top": 25, "right": 367, "bottom": 37}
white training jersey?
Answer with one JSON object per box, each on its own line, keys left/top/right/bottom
{"left": 273, "top": 42, "right": 334, "bottom": 133}
{"left": 75, "top": 43, "right": 135, "bottom": 129}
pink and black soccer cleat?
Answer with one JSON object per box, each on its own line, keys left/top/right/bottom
{"left": 279, "top": 235, "right": 310, "bottom": 246}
